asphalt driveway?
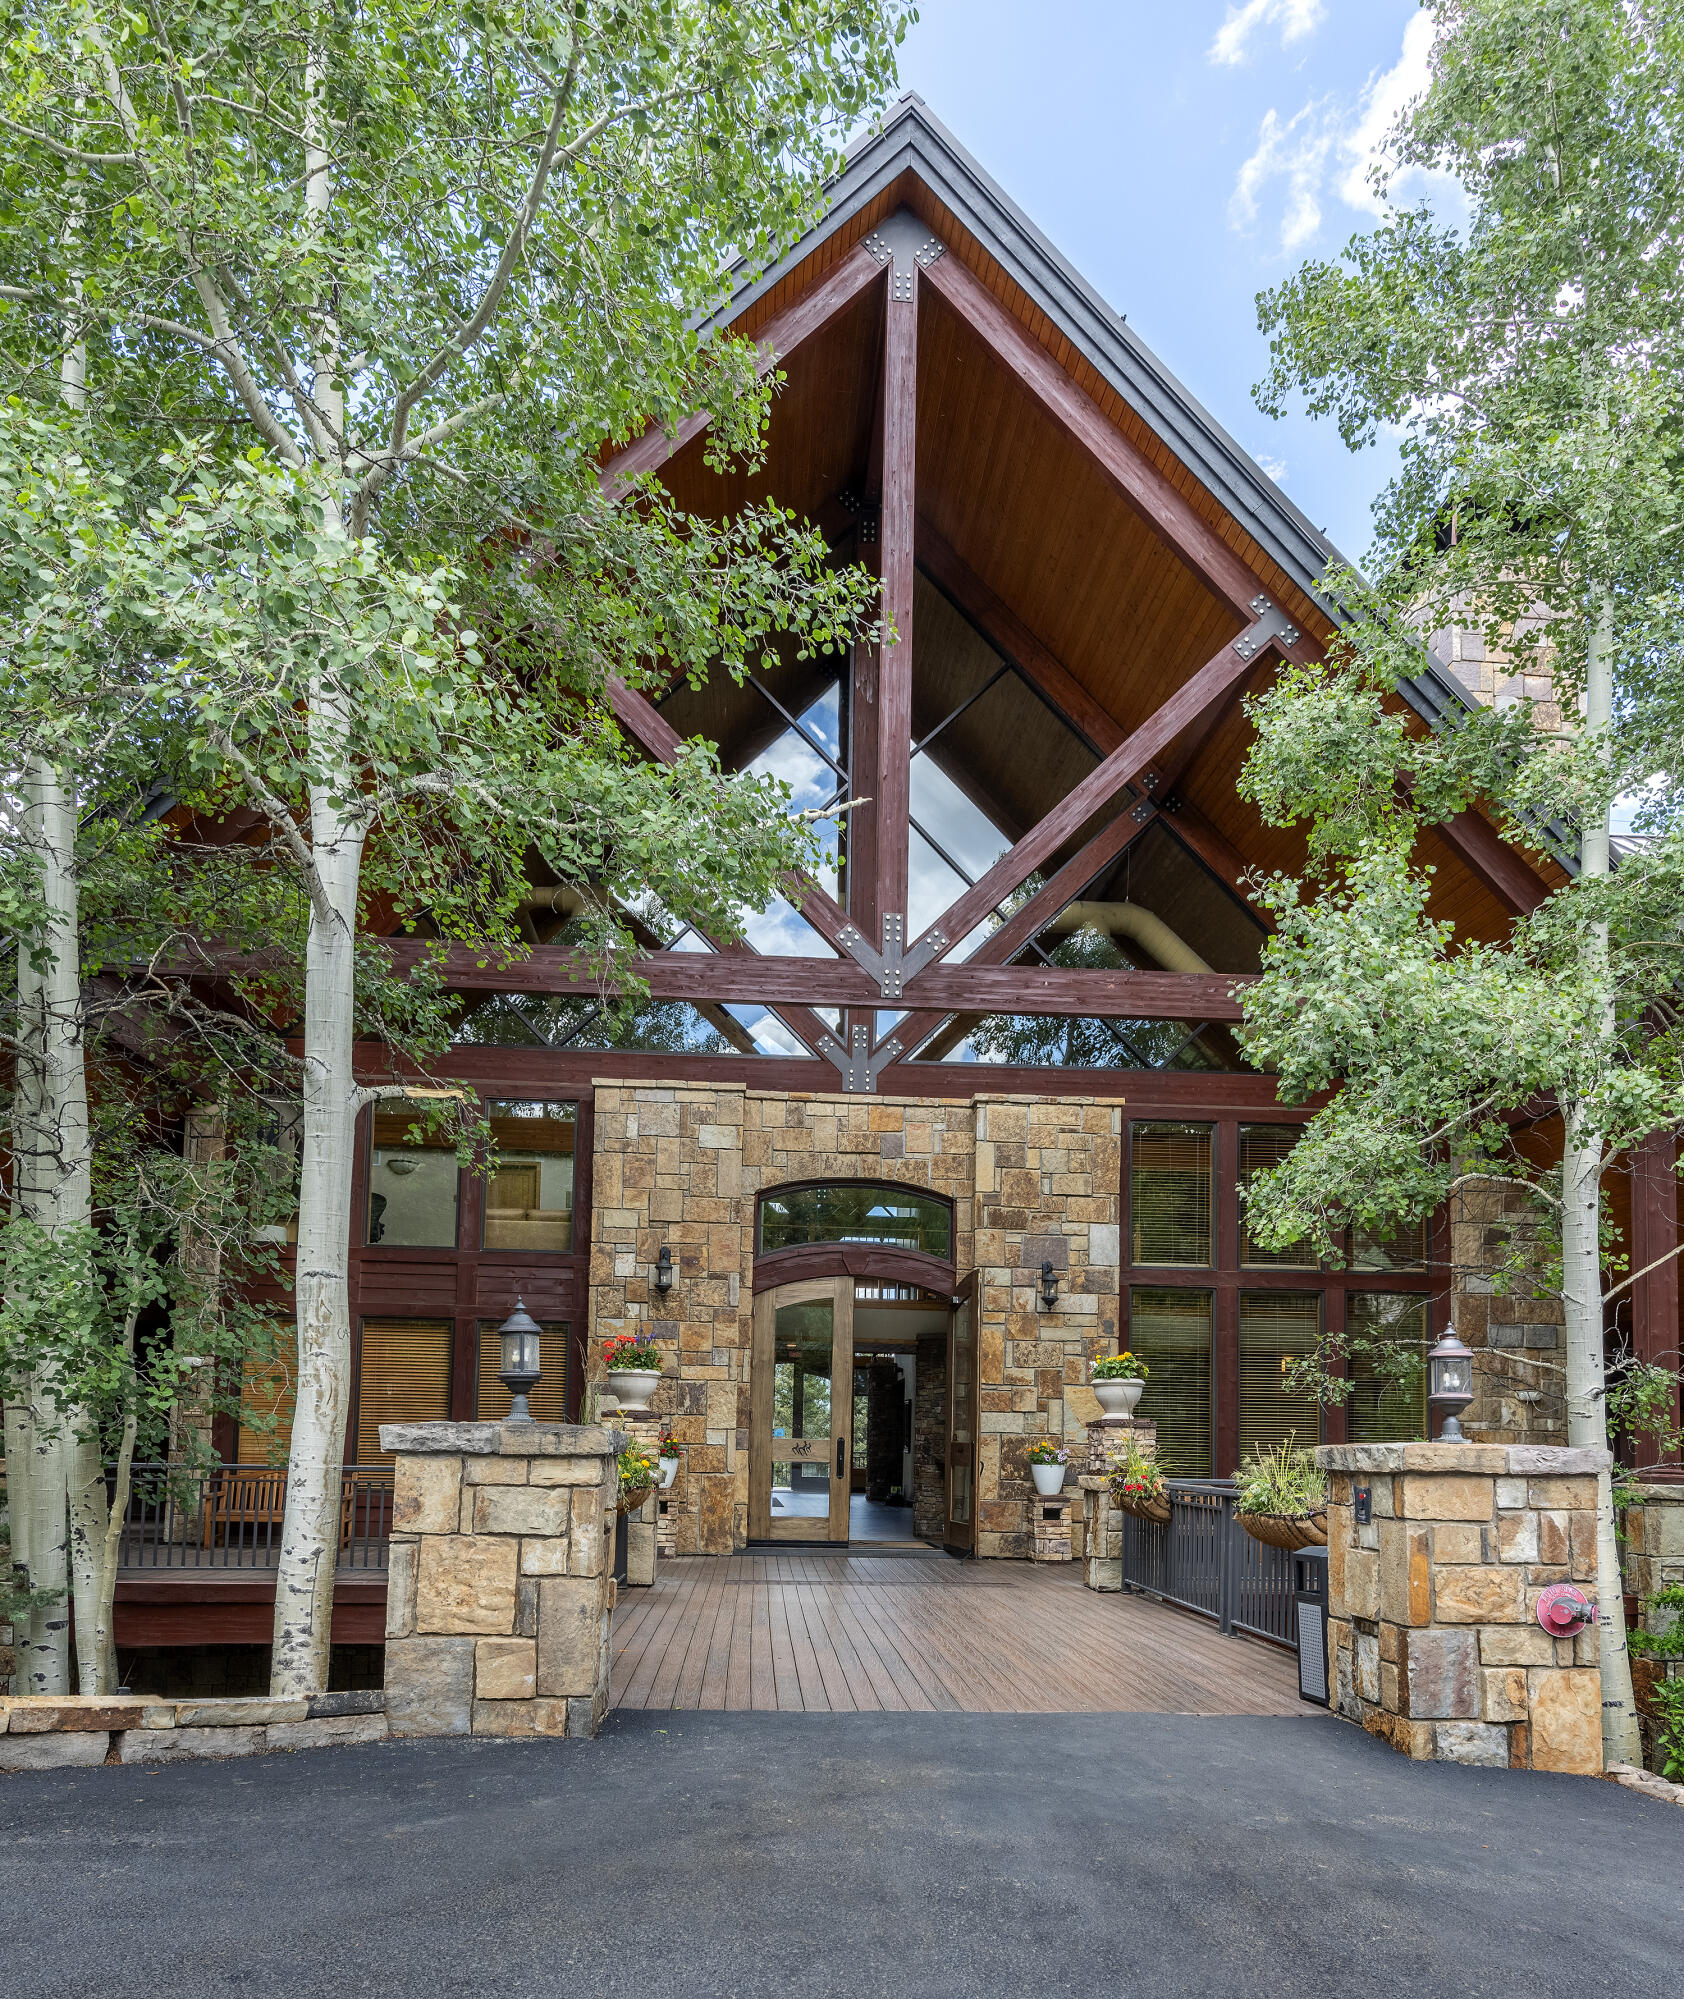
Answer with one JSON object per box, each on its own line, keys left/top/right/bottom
{"left": 2, "top": 1710, "right": 1677, "bottom": 1998}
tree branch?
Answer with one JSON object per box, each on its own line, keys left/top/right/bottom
{"left": 1602, "top": 1235, "right": 1684, "bottom": 1308}
{"left": 384, "top": 46, "right": 581, "bottom": 456}
{"left": 205, "top": 730, "right": 336, "bottom": 929}
{"left": 0, "top": 114, "right": 135, "bottom": 165}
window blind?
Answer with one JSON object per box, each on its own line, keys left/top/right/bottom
{"left": 237, "top": 1339, "right": 297, "bottom": 1465}
{"left": 1239, "top": 1125, "right": 1316, "bottom": 1268}
{"left": 1130, "top": 1123, "right": 1213, "bottom": 1266}
{"left": 476, "top": 1319, "right": 569, "bottom": 1425}
{"left": 354, "top": 1319, "right": 453, "bottom": 1463}
{"left": 1346, "top": 1293, "right": 1428, "bottom": 1442}
{"left": 1351, "top": 1215, "right": 1429, "bottom": 1270}
{"left": 1129, "top": 1287, "right": 1213, "bottom": 1475}
{"left": 1237, "top": 1291, "right": 1323, "bottom": 1458}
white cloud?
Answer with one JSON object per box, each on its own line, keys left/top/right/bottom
{"left": 1228, "top": 12, "right": 1442, "bottom": 255}
{"left": 1254, "top": 452, "right": 1289, "bottom": 483}
{"left": 1210, "top": 0, "right": 1325, "bottom": 67}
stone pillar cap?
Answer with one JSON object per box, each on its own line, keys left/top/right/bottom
{"left": 379, "top": 1420, "right": 622, "bottom": 1458}
{"left": 1315, "top": 1442, "right": 1611, "bottom": 1476}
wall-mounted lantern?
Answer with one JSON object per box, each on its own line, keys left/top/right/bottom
{"left": 497, "top": 1298, "right": 543, "bottom": 1422}
{"left": 655, "top": 1245, "right": 674, "bottom": 1296}
{"left": 1038, "top": 1260, "right": 1060, "bottom": 1311}
{"left": 1427, "top": 1323, "right": 1475, "bottom": 1442}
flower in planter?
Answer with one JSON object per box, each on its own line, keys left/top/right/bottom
{"left": 619, "top": 1444, "right": 659, "bottom": 1495}
{"left": 1107, "top": 1434, "right": 1166, "bottom": 1504}
{"left": 1091, "top": 1350, "right": 1148, "bottom": 1380}
{"left": 1026, "top": 1440, "right": 1071, "bottom": 1466}
{"left": 604, "top": 1332, "right": 663, "bottom": 1373}
{"left": 657, "top": 1425, "right": 681, "bottom": 1461}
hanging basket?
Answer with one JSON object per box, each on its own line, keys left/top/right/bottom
{"left": 1112, "top": 1487, "right": 1172, "bottom": 1525}
{"left": 1238, "top": 1509, "right": 1327, "bottom": 1552}
{"left": 617, "top": 1483, "right": 655, "bottom": 1517}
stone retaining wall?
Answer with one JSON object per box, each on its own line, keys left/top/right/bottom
{"left": 0, "top": 1691, "right": 386, "bottom": 1771}
{"left": 381, "top": 1418, "right": 620, "bottom": 1739}
{"left": 1318, "top": 1441, "right": 1605, "bottom": 1773}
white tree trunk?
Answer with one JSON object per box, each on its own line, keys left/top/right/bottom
{"left": 269, "top": 783, "right": 363, "bottom": 1697}
{"left": 1567, "top": 602, "right": 1642, "bottom": 1768}
{"left": 32, "top": 762, "right": 111, "bottom": 1693}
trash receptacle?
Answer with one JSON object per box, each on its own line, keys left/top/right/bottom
{"left": 1294, "top": 1545, "right": 1329, "bottom": 1707}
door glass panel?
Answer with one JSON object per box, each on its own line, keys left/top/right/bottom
{"left": 770, "top": 1298, "right": 835, "bottom": 1527}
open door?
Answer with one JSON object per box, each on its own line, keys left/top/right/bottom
{"left": 749, "top": 1276, "right": 855, "bottom": 1543}
{"left": 944, "top": 1280, "right": 978, "bottom": 1556}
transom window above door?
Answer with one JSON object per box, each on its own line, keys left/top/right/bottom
{"left": 758, "top": 1183, "right": 952, "bottom": 1260}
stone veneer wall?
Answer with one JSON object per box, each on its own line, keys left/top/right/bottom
{"left": 588, "top": 1085, "right": 1121, "bottom": 1558}
{"left": 381, "top": 1419, "right": 619, "bottom": 1739}
{"left": 1318, "top": 1441, "right": 1605, "bottom": 1773}
{"left": 1449, "top": 1180, "right": 1567, "bottom": 1447}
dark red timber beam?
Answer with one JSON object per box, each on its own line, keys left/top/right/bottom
{"left": 1436, "top": 806, "right": 1553, "bottom": 916}
{"left": 350, "top": 941, "right": 1249, "bottom": 1021}
{"left": 597, "top": 242, "right": 887, "bottom": 500}
{"left": 911, "top": 608, "right": 1302, "bottom": 962}
{"left": 919, "top": 251, "right": 1324, "bottom": 630}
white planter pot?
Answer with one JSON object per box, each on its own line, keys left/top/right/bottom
{"left": 1031, "top": 1462, "right": 1067, "bottom": 1496}
{"left": 606, "top": 1368, "right": 662, "bottom": 1414}
{"left": 1092, "top": 1377, "right": 1144, "bottom": 1417}
{"left": 659, "top": 1456, "right": 679, "bottom": 1489}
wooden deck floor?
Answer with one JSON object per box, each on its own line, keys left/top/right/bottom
{"left": 610, "top": 1552, "right": 1304, "bottom": 1715}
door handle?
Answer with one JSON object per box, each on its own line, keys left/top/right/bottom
{"left": 837, "top": 1435, "right": 846, "bottom": 1479}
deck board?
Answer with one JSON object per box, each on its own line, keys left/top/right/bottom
{"left": 611, "top": 1554, "right": 1303, "bottom": 1716}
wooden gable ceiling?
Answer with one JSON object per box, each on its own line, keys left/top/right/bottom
{"left": 615, "top": 126, "right": 1554, "bottom": 961}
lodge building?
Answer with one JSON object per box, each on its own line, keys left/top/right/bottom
{"left": 127, "top": 98, "right": 1680, "bottom": 1654}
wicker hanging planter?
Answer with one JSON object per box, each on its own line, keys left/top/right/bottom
{"left": 617, "top": 1483, "right": 654, "bottom": 1517}
{"left": 1237, "top": 1509, "right": 1328, "bottom": 1552}
{"left": 1112, "top": 1487, "right": 1172, "bottom": 1525}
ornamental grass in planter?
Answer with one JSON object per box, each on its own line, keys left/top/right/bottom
{"left": 1231, "top": 1437, "right": 1327, "bottom": 1550}
{"left": 1107, "top": 1434, "right": 1170, "bottom": 1523}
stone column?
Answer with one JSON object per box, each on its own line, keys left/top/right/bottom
{"left": 381, "top": 1420, "right": 620, "bottom": 1740}
{"left": 1079, "top": 1415, "right": 1156, "bottom": 1593}
{"left": 1318, "top": 1442, "right": 1606, "bottom": 1773}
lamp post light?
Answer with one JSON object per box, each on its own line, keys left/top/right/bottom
{"left": 655, "top": 1245, "right": 674, "bottom": 1296}
{"left": 497, "top": 1298, "right": 543, "bottom": 1422}
{"left": 1427, "top": 1323, "right": 1475, "bottom": 1442}
{"left": 1038, "top": 1260, "right": 1060, "bottom": 1311}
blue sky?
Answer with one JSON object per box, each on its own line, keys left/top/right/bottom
{"left": 894, "top": 0, "right": 1432, "bottom": 565}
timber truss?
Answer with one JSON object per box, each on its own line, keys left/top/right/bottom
{"left": 565, "top": 206, "right": 1550, "bottom": 1089}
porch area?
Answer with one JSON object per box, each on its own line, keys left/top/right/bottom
{"left": 610, "top": 1551, "right": 1305, "bottom": 1715}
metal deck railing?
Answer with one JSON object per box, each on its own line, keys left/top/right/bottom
{"left": 114, "top": 1463, "right": 394, "bottom": 1572}
{"left": 1119, "top": 1478, "right": 1297, "bottom": 1648}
